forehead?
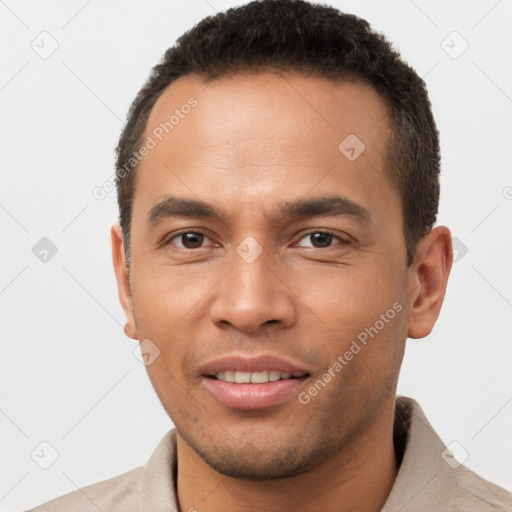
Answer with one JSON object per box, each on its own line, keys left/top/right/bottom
{"left": 134, "top": 71, "right": 395, "bottom": 220}
{"left": 146, "top": 70, "right": 390, "bottom": 153}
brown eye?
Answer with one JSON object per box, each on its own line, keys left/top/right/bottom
{"left": 310, "top": 232, "right": 332, "bottom": 247}
{"left": 168, "top": 232, "right": 208, "bottom": 249}
{"left": 297, "top": 231, "right": 343, "bottom": 248}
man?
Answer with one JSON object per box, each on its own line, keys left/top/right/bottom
{"left": 31, "top": 0, "right": 512, "bottom": 510}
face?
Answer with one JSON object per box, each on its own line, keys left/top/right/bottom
{"left": 115, "top": 71, "right": 416, "bottom": 479}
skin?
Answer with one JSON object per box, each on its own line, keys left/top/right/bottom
{"left": 112, "top": 71, "right": 452, "bottom": 512}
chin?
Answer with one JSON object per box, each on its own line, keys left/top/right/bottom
{"left": 183, "top": 431, "right": 331, "bottom": 481}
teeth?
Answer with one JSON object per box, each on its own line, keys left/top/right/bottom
{"left": 215, "top": 371, "right": 301, "bottom": 384}
{"left": 269, "top": 370, "right": 281, "bottom": 382}
{"left": 235, "top": 371, "right": 251, "bottom": 383}
{"left": 222, "top": 370, "right": 235, "bottom": 383}
{"left": 250, "top": 371, "right": 268, "bottom": 383}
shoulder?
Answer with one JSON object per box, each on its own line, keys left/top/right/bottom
{"left": 413, "top": 466, "right": 512, "bottom": 512}
{"left": 29, "top": 466, "right": 144, "bottom": 511}
{"left": 384, "top": 397, "right": 512, "bottom": 512}
{"left": 28, "top": 429, "right": 178, "bottom": 511}
{"left": 441, "top": 465, "right": 512, "bottom": 511}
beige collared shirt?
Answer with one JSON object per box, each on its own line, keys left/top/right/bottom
{"left": 30, "top": 396, "right": 512, "bottom": 511}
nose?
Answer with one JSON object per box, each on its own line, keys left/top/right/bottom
{"left": 209, "top": 245, "right": 296, "bottom": 334}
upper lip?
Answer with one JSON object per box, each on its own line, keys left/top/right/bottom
{"left": 200, "top": 354, "right": 309, "bottom": 376}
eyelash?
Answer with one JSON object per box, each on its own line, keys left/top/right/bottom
{"left": 295, "top": 230, "right": 350, "bottom": 248}
{"left": 162, "top": 229, "right": 212, "bottom": 249}
{"left": 162, "top": 229, "right": 350, "bottom": 250}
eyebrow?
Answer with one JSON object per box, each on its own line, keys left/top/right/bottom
{"left": 146, "top": 194, "right": 371, "bottom": 229}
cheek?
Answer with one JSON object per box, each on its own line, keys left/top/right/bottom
{"left": 291, "top": 260, "right": 403, "bottom": 333}
{"left": 130, "top": 259, "right": 232, "bottom": 384}
{"left": 290, "top": 259, "right": 408, "bottom": 382}
{"left": 129, "top": 266, "right": 208, "bottom": 401}
{"left": 131, "top": 260, "right": 216, "bottom": 337}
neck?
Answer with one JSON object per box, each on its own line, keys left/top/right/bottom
{"left": 176, "top": 398, "right": 398, "bottom": 512}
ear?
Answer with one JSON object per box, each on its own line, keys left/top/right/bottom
{"left": 407, "top": 226, "right": 453, "bottom": 339}
{"left": 111, "top": 223, "right": 138, "bottom": 340}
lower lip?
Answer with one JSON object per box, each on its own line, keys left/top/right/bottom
{"left": 202, "top": 376, "right": 308, "bottom": 410}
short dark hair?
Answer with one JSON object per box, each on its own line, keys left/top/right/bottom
{"left": 115, "top": 0, "right": 440, "bottom": 267}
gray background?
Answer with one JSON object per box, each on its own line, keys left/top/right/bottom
{"left": 1, "top": 0, "right": 511, "bottom": 510}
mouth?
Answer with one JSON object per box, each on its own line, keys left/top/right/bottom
{"left": 199, "top": 354, "right": 311, "bottom": 410}
{"left": 201, "top": 374, "right": 310, "bottom": 410}
{"left": 208, "top": 370, "right": 308, "bottom": 384}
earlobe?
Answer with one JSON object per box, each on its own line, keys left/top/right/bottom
{"left": 111, "top": 223, "right": 138, "bottom": 340}
{"left": 407, "top": 226, "right": 453, "bottom": 339}
{"left": 124, "top": 323, "right": 137, "bottom": 339}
